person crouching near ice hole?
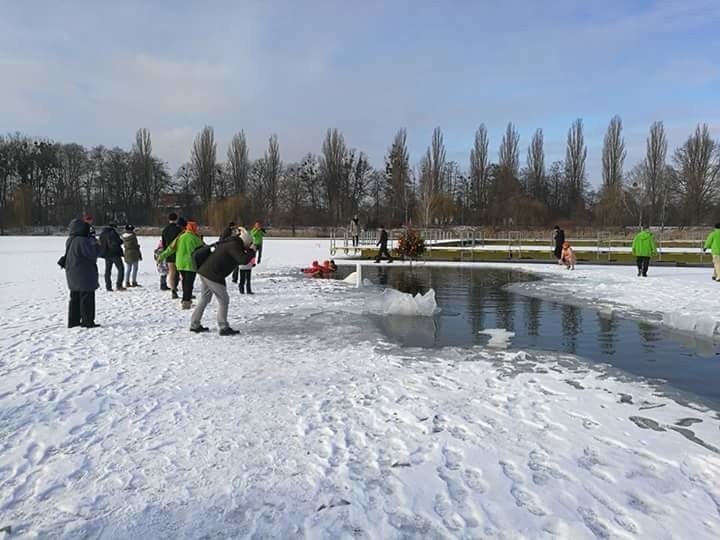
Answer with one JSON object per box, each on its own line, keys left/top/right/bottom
{"left": 251, "top": 221, "right": 266, "bottom": 264}
{"left": 122, "top": 225, "right": 142, "bottom": 287}
{"left": 191, "top": 227, "right": 254, "bottom": 335}
{"left": 631, "top": 224, "right": 657, "bottom": 277}
{"left": 158, "top": 221, "right": 204, "bottom": 309}
{"left": 303, "top": 260, "right": 323, "bottom": 277}
{"left": 560, "top": 242, "right": 576, "bottom": 270}
{"left": 62, "top": 218, "right": 102, "bottom": 328}
{"left": 703, "top": 223, "right": 720, "bottom": 281}
{"left": 374, "top": 225, "right": 393, "bottom": 263}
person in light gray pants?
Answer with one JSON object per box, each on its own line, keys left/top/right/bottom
{"left": 191, "top": 276, "right": 230, "bottom": 331}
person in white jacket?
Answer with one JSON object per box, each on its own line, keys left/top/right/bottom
{"left": 349, "top": 216, "right": 360, "bottom": 247}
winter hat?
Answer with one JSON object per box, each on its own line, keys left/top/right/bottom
{"left": 125, "top": 224, "right": 135, "bottom": 232}
{"left": 185, "top": 221, "right": 199, "bottom": 235}
{"left": 236, "top": 226, "right": 251, "bottom": 246}
{"left": 253, "top": 221, "right": 263, "bottom": 229}
{"left": 177, "top": 217, "right": 188, "bottom": 228}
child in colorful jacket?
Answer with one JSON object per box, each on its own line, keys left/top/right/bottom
{"left": 154, "top": 240, "right": 169, "bottom": 290}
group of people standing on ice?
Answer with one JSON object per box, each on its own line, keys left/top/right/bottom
{"left": 61, "top": 212, "right": 265, "bottom": 334}
{"left": 552, "top": 222, "right": 720, "bottom": 279}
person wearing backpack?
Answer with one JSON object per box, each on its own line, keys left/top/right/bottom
{"left": 631, "top": 224, "right": 657, "bottom": 277}
{"left": 191, "top": 227, "right": 253, "bottom": 335}
{"left": 158, "top": 221, "right": 204, "bottom": 309}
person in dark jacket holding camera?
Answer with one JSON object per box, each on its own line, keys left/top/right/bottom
{"left": 63, "top": 218, "right": 102, "bottom": 328}
{"left": 191, "top": 227, "right": 253, "bottom": 335}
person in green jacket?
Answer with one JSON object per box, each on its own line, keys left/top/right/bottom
{"left": 251, "top": 221, "right": 266, "bottom": 264}
{"left": 631, "top": 225, "right": 657, "bottom": 277}
{"left": 159, "top": 221, "right": 204, "bottom": 308}
{"left": 703, "top": 223, "right": 720, "bottom": 281}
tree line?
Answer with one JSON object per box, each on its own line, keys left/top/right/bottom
{"left": 1, "top": 118, "right": 718, "bottom": 232}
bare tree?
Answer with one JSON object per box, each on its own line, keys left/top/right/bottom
{"left": 227, "top": 131, "right": 249, "bottom": 196}
{"left": 384, "top": 129, "right": 411, "bottom": 226}
{"left": 526, "top": 128, "right": 545, "bottom": 201}
{"left": 263, "top": 134, "right": 281, "bottom": 223}
{"left": 469, "top": 125, "right": 490, "bottom": 223}
{"left": 643, "top": 121, "right": 667, "bottom": 224}
{"left": 319, "top": 129, "right": 348, "bottom": 225}
{"left": 673, "top": 123, "right": 719, "bottom": 225}
{"left": 498, "top": 122, "right": 520, "bottom": 178}
{"left": 602, "top": 115, "right": 626, "bottom": 188}
{"left": 419, "top": 127, "right": 447, "bottom": 226}
{"left": 191, "top": 126, "right": 217, "bottom": 206}
{"left": 564, "top": 118, "right": 587, "bottom": 212}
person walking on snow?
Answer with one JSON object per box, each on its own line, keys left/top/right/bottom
{"left": 122, "top": 225, "right": 142, "bottom": 287}
{"left": 219, "top": 221, "right": 241, "bottom": 283}
{"left": 161, "top": 213, "right": 183, "bottom": 298}
{"left": 251, "top": 221, "right": 266, "bottom": 264}
{"left": 64, "top": 218, "right": 102, "bottom": 328}
{"left": 236, "top": 227, "right": 257, "bottom": 294}
{"left": 552, "top": 225, "right": 565, "bottom": 260}
{"left": 99, "top": 223, "right": 125, "bottom": 291}
{"left": 191, "top": 227, "right": 253, "bottom": 335}
{"left": 632, "top": 225, "right": 657, "bottom": 277}
{"left": 158, "top": 221, "right": 204, "bottom": 309}
{"left": 349, "top": 215, "right": 360, "bottom": 247}
{"left": 374, "top": 226, "right": 393, "bottom": 263}
{"left": 154, "top": 240, "right": 169, "bottom": 290}
{"left": 703, "top": 223, "right": 720, "bottom": 281}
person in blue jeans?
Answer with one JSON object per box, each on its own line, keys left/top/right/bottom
{"left": 122, "top": 225, "right": 142, "bottom": 287}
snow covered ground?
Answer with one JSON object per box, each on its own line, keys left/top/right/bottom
{"left": 1, "top": 236, "right": 719, "bottom": 538}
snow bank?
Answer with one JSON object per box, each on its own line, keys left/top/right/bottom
{"left": 365, "top": 288, "right": 438, "bottom": 317}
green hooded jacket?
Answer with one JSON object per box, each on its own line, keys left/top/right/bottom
{"left": 250, "top": 226, "right": 265, "bottom": 246}
{"left": 632, "top": 230, "right": 657, "bottom": 258}
{"left": 704, "top": 228, "right": 720, "bottom": 255}
{"left": 159, "top": 231, "right": 204, "bottom": 271}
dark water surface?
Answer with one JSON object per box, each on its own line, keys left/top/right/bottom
{"left": 350, "top": 266, "right": 720, "bottom": 408}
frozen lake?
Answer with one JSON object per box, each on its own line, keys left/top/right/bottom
{"left": 1, "top": 236, "right": 719, "bottom": 538}
{"left": 353, "top": 266, "right": 720, "bottom": 408}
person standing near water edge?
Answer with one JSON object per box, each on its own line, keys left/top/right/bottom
{"left": 122, "top": 225, "right": 142, "bottom": 288}
{"left": 349, "top": 215, "right": 360, "bottom": 247}
{"left": 251, "top": 222, "right": 266, "bottom": 264}
{"left": 374, "top": 226, "right": 393, "bottom": 263}
{"left": 64, "top": 218, "right": 102, "bottom": 328}
{"left": 161, "top": 213, "right": 182, "bottom": 298}
{"left": 99, "top": 223, "right": 125, "bottom": 291}
{"left": 632, "top": 225, "right": 657, "bottom": 277}
{"left": 552, "top": 225, "right": 565, "bottom": 260}
{"left": 703, "top": 223, "right": 720, "bottom": 280}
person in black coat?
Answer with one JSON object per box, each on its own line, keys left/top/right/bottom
{"left": 65, "top": 218, "right": 102, "bottom": 328}
{"left": 161, "top": 213, "right": 183, "bottom": 297}
{"left": 99, "top": 223, "right": 125, "bottom": 291}
{"left": 219, "top": 221, "right": 241, "bottom": 283}
{"left": 191, "top": 231, "right": 253, "bottom": 335}
{"left": 552, "top": 225, "right": 565, "bottom": 260}
{"left": 374, "top": 226, "right": 393, "bottom": 263}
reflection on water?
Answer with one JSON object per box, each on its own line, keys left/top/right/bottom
{"left": 352, "top": 266, "right": 720, "bottom": 407}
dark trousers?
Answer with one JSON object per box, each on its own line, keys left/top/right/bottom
{"left": 352, "top": 235, "right": 359, "bottom": 247}
{"left": 553, "top": 246, "right": 562, "bottom": 260}
{"left": 636, "top": 256, "right": 650, "bottom": 276}
{"left": 255, "top": 244, "right": 263, "bottom": 264}
{"left": 231, "top": 266, "right": 239, "bottom": 283}
{"left": 160, "top": 274, "right": 168, "bottom": 290}
{"left": 104, "top": 256, "right": 124, "bottom": 290}
{"left": 180, "top": 270, "right": 196, "bottom": 302}
{"left": 68, "top": 291, "right": 96, "bottom": 328}
{"left": 375, "top": 245, "right": 393, "bottom": 262}
{"left": 239, "top": 269, "right": 252, "bottom": 293}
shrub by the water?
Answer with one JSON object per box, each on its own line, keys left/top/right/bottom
{"left": 396, "top": 229, "right": 426, "bottom": 260}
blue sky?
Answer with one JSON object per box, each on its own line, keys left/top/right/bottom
{"left": 1, "top": 0, "right": 719, "bottom": 185}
